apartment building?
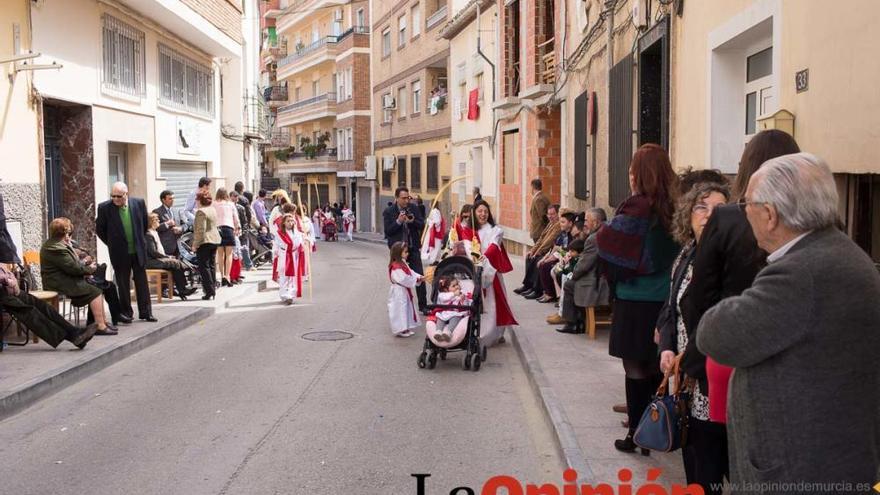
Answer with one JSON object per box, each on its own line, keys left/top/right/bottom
{"left": 493, "top": 0, "right": 563, "bottom": 253}
{"left": 1, "top": 0, "right": 258, "bottom": 263}
{"left": 670, "top": 0, "right": 880, "bottom": 262}
{"left": 372, "top": 0, "right": 451, "bottom": 230}
{"left": 440, "top": 0, "right": 498, "bottom": 220}
{"left": 270, "top": 0, "right": 373, "bottom": 228}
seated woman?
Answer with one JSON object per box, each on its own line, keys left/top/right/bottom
{"left": 1, "top": 263, "right": 96, "bottom": 349}
{"left": 146, "top": 213, "right": 195, "bottom": 300}
{"left": 40, "top": 218, "right": 117, "bottom": 335}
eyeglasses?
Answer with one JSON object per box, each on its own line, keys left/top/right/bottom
{"left": 737, "top": 198, "right": 766, "bottom": 212}
{"left": 111, "top": 194, "right": 125, "bottom": 199}
{"left": 692, "top": 204, "right": 713, "bottom": 215}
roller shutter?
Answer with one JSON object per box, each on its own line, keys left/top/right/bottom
{"left": 160, "top": 160, "right": 208, "bottom": 209}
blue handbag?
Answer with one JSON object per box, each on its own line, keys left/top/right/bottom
{"left": 633, "top": 357, "right": 692, "bottom": 453}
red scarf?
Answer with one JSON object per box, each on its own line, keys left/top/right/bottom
{"left": 389, "top": 261, "right": 417, "bottom": 321}
{"left": 474, "top": 226, "right": 518, "bottom": 326}
{"left": 272, "top": 222, "right": 304, "bottom": 297}
{"left": 427, "top": 214, "right": 446, "bottom": 248}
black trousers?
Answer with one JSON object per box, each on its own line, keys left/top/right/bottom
{"left": 521, "top": 256, "right": 539, "bottom": 289}
{"left": 86, "top": 280, "right": 123, "bottom": 325}
{"left": 113, "top": 254, "right": 152, "bottom": 319}
{"left": 197, "top": 244, "right": 218, "bottom": 297}
{"left": 561, "top": 280, "right": 582, "bottom": 323}
{"left": 1, "top": 291, "right": 77, "bottom": 348}
{"left": 406, "top": 247, "right": 427, "bottom": 310}
{"left": 681, "top": 418, "right": 729, "bottom": 495}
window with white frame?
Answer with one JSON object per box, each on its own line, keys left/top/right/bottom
{"left": 356, "top": 8, "right": 366, "bottom": 29}
{"left": 744, "top": 46, "right": 774, "bottom": 138}
{"left": 398, "top": 86, "right": 407, "bottom": 117}
{"left": 411, "top": 5, "right": 421, "bottom": 38}
{"left": 475, "top": 72, "right": 484, "bottom": 103}
{"left": 312, "top": 80, "right": 320, "bottom": 97}
{"left": 382, "top": 28, "right": 391, "bottom": 57}
{"left": 383, "top": 92, "right": 393, "bottom": 123}
{"left": 346, "top": 128, "right": 353, "bottom": 160}
{"left": 158, "top": 44, "right": 214, "bottom": 117}
{"left": 102, "top": 14, "right": 146, "bottom": 96}
{"left": 345, "top": 68, "right": 353, "bottom": 100}
{"left": 337, "top": 72, "right": 345, "bottom": 102}
{"left": 398, "top": 15, "right": 407, "bottom": 47}
{"left": 412, "top": 80, "right": 421, "bottom": 114}
{"left": 337, "top": 129, "right": 346, "bottom": 160}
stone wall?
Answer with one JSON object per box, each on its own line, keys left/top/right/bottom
{"left": 59, "top": 106, "right": 97, "bottom": 255}
{"left": 0, "top": 182, "right": 44, "bottom": 257}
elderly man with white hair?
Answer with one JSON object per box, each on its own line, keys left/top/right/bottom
{"left": 697, "top": 153, "right": 880, "bottom": 490}
{"left": 96, "top": 182, "right": 156, "bottom": 323}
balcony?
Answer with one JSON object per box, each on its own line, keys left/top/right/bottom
{"left": 426, "top": 5, "right": 448, "bottom": 31}
{"left": 277, "top": 0, "right": 347, "bottom": 35}
{"left": 277, "top": 36, "right": 339, "bottom": 81}
{"left": 263, "top": 84, "right": 289, "bottom": 107}
{"left": 261, "top": 41, "right": 288, "bottom": 63}
{"left": 264, "top": 128, "right": 291, "bottom": 149}
{"left": 276, "top": 92, "right": 337, "bottom": 127}
{"left": 275, "top": 148, "right": 340, "bottom": 174}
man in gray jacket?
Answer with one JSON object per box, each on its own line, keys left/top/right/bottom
{"left": 557, "top": 208, "right": 609, "bottom": 334}
{"left": 697, "top": 153, "right": 880, "bottom": 492}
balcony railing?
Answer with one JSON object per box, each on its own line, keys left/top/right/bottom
{"left": 278, "top": 36, "right": 339, "bottom": 68}
{"left": 263, "top": 84, "right": 288, "bottom": 103}
{"left": 426, "top": 5, "right": 448, "bottom": 30}
{"left": 336, "top": 26, "right": 370, "bottom": 42}
{"left": 278, "top": 92, "right": 337, "bottom": 113}
{"left": 287, "top": 148, "right": 338, "bottom": 161}
{"left": 266, "top": 128, "right": 291, "bottom": 148}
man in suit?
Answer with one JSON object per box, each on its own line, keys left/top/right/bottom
{"left": 528, "top": 178, "right": 550, "bottom": 243}
{"left": 152, "top": 190, "right": 182, "bottom": 257}
{"left": 383, "top": 187, "right": 427, "bottom": 312}
{"left": 557, "top": 208, "right": 608, "bottom": 333}
{"left": 515, "top": 204, "right": 560, "bottom": 297}
{"left": 697, "top": 153, "right": 880, "bottom": 490}
{"left": 96, "top": 182, "right": 156, "bottom": 322}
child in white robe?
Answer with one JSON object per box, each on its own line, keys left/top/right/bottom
{"left": 342, "top": 207, "right": 356, "bottom": 242}
{"left": 387, "top": 241, "right": 423, "bottom": 337}
{"left": 273, "top": 214, "right": 304, "bottom": 304}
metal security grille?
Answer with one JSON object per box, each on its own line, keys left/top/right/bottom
{"left": 609, "top": 54, "right": 633, "bottom": 209}
{"left": 410, "top": 156, "right": 421, "bottom": 190}
{"left": 102, "top": 15, "right": 145, "bottom": 96}
{"left": 426, "top": 155, "right": 439, "bottom": 191}
{"left": 158, "top": 44, "right": 214, "bottom": 117}
{"left": 160, "top": 160, "right": 208, "bottom": 209}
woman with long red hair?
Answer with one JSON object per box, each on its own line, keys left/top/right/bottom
{"left": 596, "top": 143, "right": 680, "bottom": 455}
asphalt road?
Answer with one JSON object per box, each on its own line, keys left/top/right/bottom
{"left": 0, "top": 241, "right": 561, "bottom": 495}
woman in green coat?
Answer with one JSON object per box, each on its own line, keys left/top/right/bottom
{"left": 40, "top": 218, "right": 116, "bottom": 335}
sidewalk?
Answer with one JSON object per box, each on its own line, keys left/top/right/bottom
{"left": 351, "top": 231, "right": 386, "bottom": 245}
{"left": 0, "top": 268, "right": 273, "bottom": 420}
{"left": 505, "top": 258, "right": 687, "bottom": 486}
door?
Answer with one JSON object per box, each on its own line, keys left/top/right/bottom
{"left": 357, "top": 186, "right": 372, "bottom": 232}
{"left": 108, "top": 142, "right": 128, "bottom": 195}
{"left": 43, "top": 106, "right": 63, "bottom": 221}
{"left": 160, "top": 160, "right": 208, "bottom": 209}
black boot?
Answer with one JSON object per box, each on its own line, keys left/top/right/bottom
{"left": 615, "top": 377, "right": 651, "bottom": 455}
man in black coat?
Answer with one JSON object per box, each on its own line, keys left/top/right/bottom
{"left": 152, "top": 190, "right": 182, "bottom": 257}
{"left": 383, "top": 187, "right": 427, "bottom": 312}
{"left": 96, "top": 182, "right": 156, "bottom": 322}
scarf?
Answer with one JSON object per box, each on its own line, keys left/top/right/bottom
{"left": 389, "top": 261, "right": 417, "bottom": 321}
{"left": 595, "top": 194, "right": 657, "bottom": 282}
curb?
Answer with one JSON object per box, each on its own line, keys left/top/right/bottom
{"left": 510, "top": 327, "right": 595, "bottom": 483}
{"left": 0, "top": 307, "right": 214, "bottom": 421}
{"left": 223, "top": 279, "right": 268, "bottom": 309}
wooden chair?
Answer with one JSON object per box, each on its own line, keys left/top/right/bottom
{"left": 145, "top": 269, "right": 174, "bottom": 303}
{"left": 584, "top": 305, "right": 613, "bottom": 340}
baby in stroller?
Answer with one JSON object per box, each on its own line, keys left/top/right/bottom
{"left": 427, "top": 276, "right": 471, "bottom": 342}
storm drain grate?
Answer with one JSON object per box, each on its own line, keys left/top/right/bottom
{"left": 302, "top": 331, "right": 354, "bottom": 341}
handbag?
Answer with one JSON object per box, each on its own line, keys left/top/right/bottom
{"left": 633, "top": 355, "right": 692, "bottom": 453}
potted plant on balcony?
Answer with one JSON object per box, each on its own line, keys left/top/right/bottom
{"left": 274, "top": 146, "right": 294, "bottom": 162}
{"left": 300, "top": 132, "right": 331, "bottom": 159}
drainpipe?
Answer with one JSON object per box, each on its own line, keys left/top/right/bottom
{"left": 476, "top": 1, "right": 498, "bottom": 160}
{"left": 600, "top": 0, "right": 615, "bottom": 207}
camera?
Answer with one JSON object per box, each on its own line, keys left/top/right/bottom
{"left": 400, "top": 209, "right": 415, "bottom": 222}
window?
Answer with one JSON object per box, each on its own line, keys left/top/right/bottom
{"left": 337, "top": 129, "right": 345, "bottom": 160}
{"left": 502, "top": 130, "right": 519, "bottom": 185}
{"left": 504, "top": 0, "right": 521, "bottom": 97}
{"left": 398, "top": 156, "right": 407, "bottom": 186}
{"left": 411, "top": 5, "right": 421, "bottom": 38}
{"left": 410, "top": 155, "right": 421, "bottom": 190}
{"left": 312, "top": 80, "right": 320, "bottom": 97}
{"left": 158, "top": 44, "right": 214, "bottom": 117}
{"left": 356, "top": 8, "right": 366, "bottom": 29}
{"left": 398, "top": 15, "right": 407, "bottom": 47}
{"left": 382, "top": 92, "right": 393, "bottom": 123}
{"left": 744, "top": 46, "right": 774, "bottom": 138}
{"left": 398, "top": 86, "right": 407, "bottom": 117}
{"left": 346, "top": 128, "right": 353, "bottom": 160}
{"left": 382, "top": 27, "right": 391, "bottom": 57}
{"left": 412, "top": 80, "right": 421, "bottom": 114}
{"left": 337, "top": 72, "right": 345, "bottom": 102}
{"left": 426, "top": 155, "right": 439, "bottom": 191}
{"left": 102, "top": 15, "right": 146, "bottom": 96}
{"left": 345, "top": 68, "right": 353, "bottom": 100}
{"left": 382, "top": 157, "right": 394, "bottom": 189}
{"left": 294, "top": 86, "right": 301, "bottom": 102}
{"left": 475, "top": 73, "right": 484, "bottom": 102}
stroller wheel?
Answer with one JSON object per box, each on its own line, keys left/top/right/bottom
{"left": 481, "top": 346, "right": 487, "bottom": 361}
{"left": 470, "top": 353, "right": 481, "bottom": 372}
{"left": 417, "top": 351, "right": 427, "bottom": 369}
{"left": 427, "top": 352, "right": 437, "bottom": 369}
{"left": 462, "top": 354, "right": 471, "bottom": 371}
{"left": 439, "top": 349, "right": 447, "bottom": 361}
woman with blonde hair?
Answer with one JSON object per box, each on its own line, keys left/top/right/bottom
{"left": 192, "top": 191, "right": 220, "bottom": 300}
{"left": 146, "top": 213, "right": 195, "bottom": 300}
{"left": 213, "top": 187, "right": 240, "bottom": 287}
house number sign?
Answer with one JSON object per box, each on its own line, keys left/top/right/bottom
{"left": 796, "top": 69, "right": 809, "bottom": 93}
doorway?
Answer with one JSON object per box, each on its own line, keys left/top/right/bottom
{"left": 638, "top": 18, "right": 669, "bottom": 149}
{"left": 108, "top": 142, "right": 128, "bottom": 195}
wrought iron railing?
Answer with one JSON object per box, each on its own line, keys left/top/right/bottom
{"left": 278, "top": 36, "right": 338, "bottom": 68}
{"left": 263, "top": 84, "right": 288, "bottom": 102}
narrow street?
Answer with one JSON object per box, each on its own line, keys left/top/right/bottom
{"left": 0, "top": 241, "right": 560, "bottom": 495}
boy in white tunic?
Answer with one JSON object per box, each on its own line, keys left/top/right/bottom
{"left": 387, "top": 241, "right": 423, "bottom": 337}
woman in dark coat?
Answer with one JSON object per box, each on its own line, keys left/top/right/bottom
{"left": 40, "top": 218, "right": 116, "bottom": 335}
{"left": 146, "top": 213, "right": 195, "bottom": 300}
{"left": 595, "top": 144, "right": 680, "bottom": 455}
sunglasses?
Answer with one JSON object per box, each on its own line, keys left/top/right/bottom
{"left": 111, "top": 194, "right": 125, "bottom": 199}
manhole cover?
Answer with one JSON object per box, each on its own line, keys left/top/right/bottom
{"left": 302, "top": 331, "right": 354, "bottom": 341}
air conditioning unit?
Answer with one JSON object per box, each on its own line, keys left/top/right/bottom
{"left": 382, "top": 95, "right": 397, "bottom": 110}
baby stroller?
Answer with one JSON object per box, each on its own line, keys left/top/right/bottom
{"left": 246, "top": 229, "right": 273, "bottom": 267}
{"left": 417, "top": 255, "right": 486, "bottom": 371}
{"left": 322, "top": 218, "right": 338, "bottom": 242}
{"left": 177, "top": 233, "right": 201, "bottom": 287}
